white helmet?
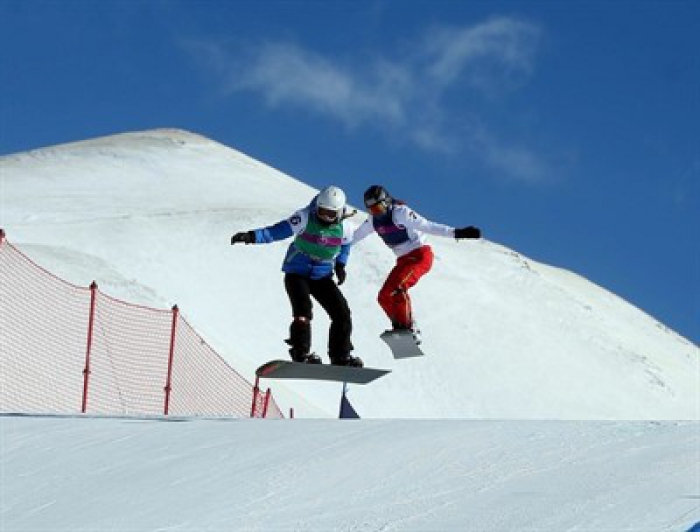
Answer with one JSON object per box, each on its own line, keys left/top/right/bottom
{"left": 316, "top": 186, "right": 346, "bottom": 223}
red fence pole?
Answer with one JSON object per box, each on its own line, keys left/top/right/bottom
{"left": 262, "top": 388, "right": 272, "bottom": 419}
{"left": 250, "top": 376, "right": 261, "bottom": 418}
{"left": 81, "top": 282, "right": 98, "bottom": 413}
{"left": 163, "top": 305, "right": 179, "bottom": 416}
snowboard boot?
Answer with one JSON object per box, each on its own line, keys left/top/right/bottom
{"left": 289, "top": 348, "right": 321, "bottom": 364}
{"left": 391, "top": 321, "right": 422, "bottom": 345}
{"left": 410, "top": 322, "right": 422, "bottom": 345}
{"left": 330, "top": 353, "right": 364, "bottom": 368}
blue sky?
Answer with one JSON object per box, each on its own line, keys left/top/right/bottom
{"left": 1, "top": 0, "right": 698, "bottom": 343}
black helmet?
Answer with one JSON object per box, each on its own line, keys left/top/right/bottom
{"left": 363, "top": 185, "right": 391, "bottom": 209}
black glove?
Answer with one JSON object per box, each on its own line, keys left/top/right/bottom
{"left": 455, "top": 226, "right": 481, "bottom": 240}
{"left": 334, "top": 262, "right": 347, "bottom": 285}
{"left": 231, "top": 231, "right": 255, "bottom": 245}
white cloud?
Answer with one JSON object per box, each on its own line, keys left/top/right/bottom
{"left": 423, "top": 17, "right": 540, "bottom": 91}
{"left": 185, "top": 17, "right": 551, "bottom": 184}
{"left": 229, "top": 43, "right": 409, "bottom": 128}
{"left": 484, "top": 141, "right": 551, "bottom": 184}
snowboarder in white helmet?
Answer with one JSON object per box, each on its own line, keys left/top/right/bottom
{"left": 352, "top": 185, "right": 481, "bottom": 344}
{"left": 231, "top": 186, "right": 363, "bottom": 367}
{"left": 315, "top": 186, "right": 346, "bottom": 223}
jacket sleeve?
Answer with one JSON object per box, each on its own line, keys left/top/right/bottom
{"left": 350, "top": 217, "right": 376, "bottom": 245}
{"left": 252, "top": 209, "right": 307, "bottom": 243}
{"left": 395, "top": 205, "right": 455, "bottom": 238}
{"left": 253, "top": 220, "right": 294, "bottom": 243}
{"left": 336, "top": 220, "right": 356, "bottom": 266}
{"left": 336, "top": 243, "right": 351, "bottom": 266}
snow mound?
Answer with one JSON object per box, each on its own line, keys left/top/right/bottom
{"left": 2, "top": 129, "right": 697, "bottom": 419}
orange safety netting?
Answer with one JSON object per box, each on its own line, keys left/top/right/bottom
{"left": 0, "top": 232, "right": 283, "bottom": 419}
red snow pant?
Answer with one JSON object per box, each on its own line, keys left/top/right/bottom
{"left": 377, "top": 245, "right": 434, "bottom": 328}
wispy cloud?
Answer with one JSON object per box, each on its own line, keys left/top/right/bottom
{"left": 423, "top": 18, "right": 540, "bottom": 91}
{"left": 184, "top": 17, "right": 551, "bottom": 184}
{"left": 229, "top": 43, "right": 410, "bottom": 128}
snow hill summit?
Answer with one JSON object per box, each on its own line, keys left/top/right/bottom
{"left": 2, "top": 128, "right": 697, "bottom": 419}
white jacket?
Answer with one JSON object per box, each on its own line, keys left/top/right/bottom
{"left": 352, "top": 204, "right": 455, "bottom": 257}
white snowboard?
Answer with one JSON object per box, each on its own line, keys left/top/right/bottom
{"left": 380, "top": 330, "right": 425, "bottom": 359}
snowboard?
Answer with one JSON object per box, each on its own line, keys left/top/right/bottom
{"left": 380, "top": 329, "right": 425, "bottom": 359}
{"left": 256, "top": 359, "right": 390, "bottom": 385}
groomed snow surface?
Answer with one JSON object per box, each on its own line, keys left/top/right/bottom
{"left": 3, "top": 415, "right": 699, "bottom": 531}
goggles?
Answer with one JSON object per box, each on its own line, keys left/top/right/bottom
{"left": 317, "top": 206, "right": 340, "bottom": 223}
{"left": 365, "top": 199, "right": 387, "bottom": 215}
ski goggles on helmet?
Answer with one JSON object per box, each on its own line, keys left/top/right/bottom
{"left": 317, "top": 206, "right": 340, "bottom": 223}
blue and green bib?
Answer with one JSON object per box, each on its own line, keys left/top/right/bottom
{"left": 294, "top": 217, "right": 344, "bottom": 261}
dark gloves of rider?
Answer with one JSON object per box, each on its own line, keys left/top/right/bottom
{"left": 334, "top": 262, "right": 347, "bottom": 285}
{"left": 231, "top": 231, "right": 255, "bottom": 245}
{"left": 454, "top": 226, "right": 481, "bottom": 240}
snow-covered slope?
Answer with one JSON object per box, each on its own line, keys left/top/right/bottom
{"left": 1, "top": 129, "right": 697, "bottom": 419}
{"left": 3, "top": 415, "right": 698, "bottom": 531}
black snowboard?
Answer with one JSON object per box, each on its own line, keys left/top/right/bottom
{"left": 256, "top": 359, "right": 390, "bottom": 384}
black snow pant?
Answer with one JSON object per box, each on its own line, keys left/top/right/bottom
{"left": 284, "top": 273, "right": 353, "bottom": 359}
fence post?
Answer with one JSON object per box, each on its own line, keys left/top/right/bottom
{"left": 262, "top": 388, "right": 272, "bottom": 419}
{"left": 163, "top": 305, "right": 179, "bottom": 416}
{"left": 81, "top": 282, "right": 98, "bottom": 413}
{"left": 250, "top": 376, "right": 261, "bottom": 418}
{"left": 0, "top": 228, "right": 5, "bottom": 246}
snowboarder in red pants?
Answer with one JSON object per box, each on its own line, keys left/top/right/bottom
{"left": 352, "top": 185, "right": 481, "bottom": 342}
